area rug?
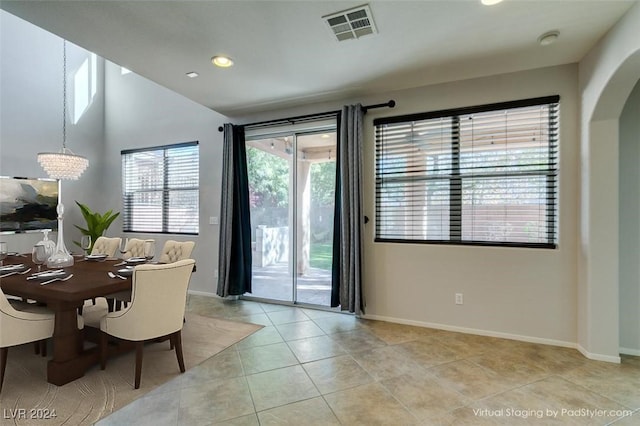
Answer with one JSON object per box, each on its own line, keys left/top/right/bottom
{"left": 0, "top": 313, "right": 262, "bottom": 425}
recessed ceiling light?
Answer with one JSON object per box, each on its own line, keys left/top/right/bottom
{"left": 211, "top": 56, "right": 234, "bottom": 68}
{"left": 538, "top": 30, "right": 560, "bottom": 46}
{"left": 481, "top": 0, "right": 504, "bottom": 5}
{"left": 186, "top": 71, "right": 199, "bottom": 78}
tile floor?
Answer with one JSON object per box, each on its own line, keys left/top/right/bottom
{"left": 97, "top": 296, "right": 640, "bottom": 425}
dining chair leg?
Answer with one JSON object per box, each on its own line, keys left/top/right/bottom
{"left": 173, "top": 331, "right": 185, "bottom": 373}
{"left": 40, "top": 340, "right": 47, "bottom": 357}
{"left": 100, "top": 332, "right": 108, "bottom": 370}
{"left": 134, "top": 342, "right": 144, "bottom": 389}
{"left": 34, "top": 341, "right": 40, "bottom": 355}
{"left": 0, "top": 347, "right": 8, "bottom": 394}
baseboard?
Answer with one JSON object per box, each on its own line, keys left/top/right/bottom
{"left": 363, "top": 313, "right": 577, "bottom": 349}
{"left": 575, "top": 344, "right": 621, "bottom": 363}
{"left": 619, "top": 347, "right": 640, "bottom": 356}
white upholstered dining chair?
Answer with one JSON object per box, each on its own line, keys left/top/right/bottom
{"left": 121, "top": 238, "right": 146, "bottom": 260}
{"left": 91, "top": 236, "right": 121, "bottom": 258}
{"left": 96, "top": 259, "right": 195, "bottom": 389}
{"left": 159, "top": 240, "right": 195, "bottom": 263}
{"left": 1, "top": 290, "right": 54, "bottom": 393}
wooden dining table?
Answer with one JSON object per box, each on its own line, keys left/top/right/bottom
{"left": 0, "top": 255, "right": 131, "bottom": 386}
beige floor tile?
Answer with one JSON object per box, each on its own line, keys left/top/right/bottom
{"left": 257, "top": 397, "right": 341, "bottom": 425}
{"left": 178, "top": 348, "right": 245, "bottom": 388}
{"left": 300, "top": 307, "right": 343, "bottom": 320}
{"left": 429, "top": 359, "right": 515, "bottom": 401}
{"left": 303, "top": 354, "right": 373, "bottom": 394}
{"left": 275, "top": 320, "right": 326, "bottom": 341}
{"left": 228, "top": 312, "right": 274, "bottom": 327}
{"left": 381, "top": 371, "right": 471, "bottom": 422}
{"left": 235, "top": 325, "right": 284, "bottom": 349}
{"left": 561, "top": 357, "right": 640, "bottom": 409}
{"left": 246, "top": 365, "right": 319, "bottom": 411}
{"left": 467, "top": 352, "right": 550, "bottom": 387}
{"left": 178, "top": 376, "right": 254, "bottom": 424}
{"left": 213, "top": 413, "right": 260, "bottom": 425}
{"left": 324, "top": 382, "right": 419, "bottom": 425}
{"left": 501, "top": 342, "right": 588, "bottom": 375}
{"left": 287, "top": 335, "right": 347, "bottom": 363}
{"left": 360, "top": 318, "right": 443, "bottom": 345}
{"left": 238, "top": 342, "right": 298, "bottom": 374}
{"left": 393, "top": 339, "right": 461, "bottom": 368}
{"left": 436, "top": 332, "right": 505, "bottom": 358}
{"left": 329, "top": 328, "right": 388, "bottom": 353}
{"left": 477, "top": 375, "right": 627, "bottom": 425}
{"left": 351, "top": 345, "right": 426, "bottom": 381}
{"left": 97, "top": 389, "right": 181, "bottom": 426}
{"left": 312, "top": 314, "right": 363, "bottom": 334}
{"left": 608, "top": 409, "right": 640, "bottom": 425}
{"left": 265, "top": 308, "right": 310, "bottom": 325}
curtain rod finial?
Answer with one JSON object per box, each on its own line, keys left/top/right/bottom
{"left": 388, "top": 100, "right": 396, "bottom": 108}
{"left": 218, "top": 126, "right": 224, "bottom": 132}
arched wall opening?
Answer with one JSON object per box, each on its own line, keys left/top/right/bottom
{"left": 581, "top": 47, "right": 640, "bottom": 361}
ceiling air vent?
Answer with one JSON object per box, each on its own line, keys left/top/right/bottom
{"left": 323, "top": 4, "right": 377, "bottom": 42}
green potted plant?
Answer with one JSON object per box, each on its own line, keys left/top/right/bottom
{"left": 73, "top": 201, "right": 120, "bottom": 253}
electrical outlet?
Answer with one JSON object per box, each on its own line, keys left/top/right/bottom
{"left": 209, "top": 216, "right": 219, "bottom": 225}
{"left": 455, "top": 293, "right": 463, "bottom": 305}
{"left": 214, "top": 269, "right": 218, "bottom": 278}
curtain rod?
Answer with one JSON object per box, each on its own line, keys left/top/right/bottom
{"left": 217, "top": 100, "right": 395, "bottom": 132}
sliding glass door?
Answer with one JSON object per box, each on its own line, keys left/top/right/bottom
{"left": 246, "top": 125, "right": 336, "bottom": 306}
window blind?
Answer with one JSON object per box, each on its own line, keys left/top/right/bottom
{"left": 374, "top": 96, "right": 559, "bottom": 248}
{"left": 122, "top": 141, "right": 199, "bottom": 235}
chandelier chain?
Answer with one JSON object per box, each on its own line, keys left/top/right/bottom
{"left": 62, "top": 40, "right": 67, "bottom": 149}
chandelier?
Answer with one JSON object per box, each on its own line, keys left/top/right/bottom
{"left": 37, "top": 40, "right": 89, "bottom": 179}
{"left": 38, "top": 40, "right": 89, "bottom": 268}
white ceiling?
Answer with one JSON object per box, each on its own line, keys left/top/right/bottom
{"left": 1, "top": 0, "right": 635, "bottom": 116}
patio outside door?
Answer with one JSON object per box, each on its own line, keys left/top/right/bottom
{"left": 246, "top": 129, "right": 336, "bottom": 306}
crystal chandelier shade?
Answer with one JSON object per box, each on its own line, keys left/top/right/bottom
{"left": 37, "top": 149, "right": 89, "bottom": 180}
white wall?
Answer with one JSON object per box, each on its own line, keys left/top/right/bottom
{"left": 103, "top": 62, "right": 228, "bottom": 294}
{"left": 619, "top": 80, "right": 640, "bottom": 355}
{"left": 237, "top": 64, "right": 580, "bottom": 346}
{"left": 578, "top": 0, "right": 640, "bottom": 361}
{"left": 0, "top": 11, "right": 105, "bottom": 254}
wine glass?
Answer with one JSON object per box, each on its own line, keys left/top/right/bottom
{"left": 144, "top": 240, "right": 155, "bottom": 262}
{"left": 32, "top": 244, "right": 47, "bottom": 272}
{"left": 0, "top": 242, "right": 7, "bottom": 266}
{"left": 119, "top": 238, "right": 129, "bottom": 258}
{"left": 80, "top": 235, "right": 92, "bottom": 254}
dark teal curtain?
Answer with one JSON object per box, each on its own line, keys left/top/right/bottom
{"left": 331, "top": 105, "right": 365, "bottom": 314}
{"left": 217, "top": 124, "right": 252, "bottom": 297}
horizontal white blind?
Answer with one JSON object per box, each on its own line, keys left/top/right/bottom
{"left": 122, "top": 142, "right": 199, "bottom": 234}
{"left": 374, "top": 96, "right": 559, "bottom": 248}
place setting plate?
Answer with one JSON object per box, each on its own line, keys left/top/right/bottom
{"left": 85, "top": 254, "right": 108, "bottom": 261}
{"left": 117, "top": 267, "right": 134, "bottom": 277}
{"left": 125, "top": 257, "right": 147, "bottom": 265}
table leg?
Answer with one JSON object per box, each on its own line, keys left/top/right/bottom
{"left": 47, "top": 305, "right": 85, "bottom": 386}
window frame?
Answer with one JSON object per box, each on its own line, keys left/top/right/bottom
{"left": 373, "top": 96, "right": 559, "bottom": 249}
{"left": 121, "top": 141, "right": 199, "bottom": 235}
